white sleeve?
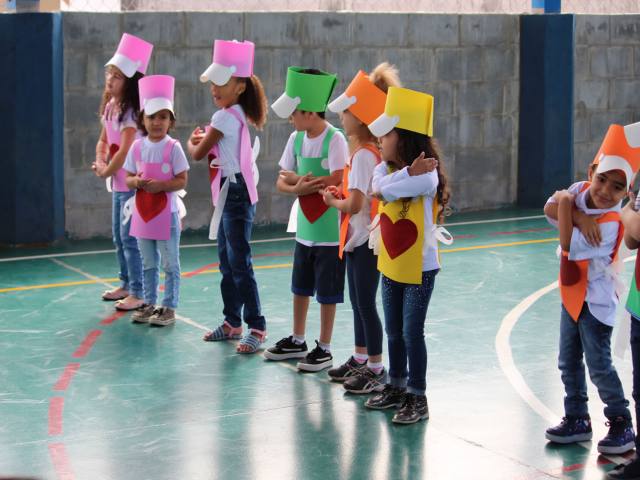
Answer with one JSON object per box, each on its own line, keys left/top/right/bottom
{"left": 568, "top": 221, "right": 620, "bottom": 261}
{"left": 210, "top": 109, "right": 235, "bottom": 137}
{"left": 120, "top": 108, "right": 138, "bottom": 131}
{"left": 123, "top": 147, "right": 137, "bottom": 174}
{"left": 328, "top": 132, "right": 348, "bottom": 173}
{"left": 171, "top": 142, "right": 190, "bottom": 175}
{"left": 378, "top": 168, "right": 439, "bottom": 201}
{"left": 348, "top": 149, "right": 377, "bottom": 195}
{"left": 278, "top": 132, "right": 297, "bottom": 171}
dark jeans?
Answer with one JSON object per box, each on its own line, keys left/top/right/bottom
{"left": 630, "top": 316, "right": 640, "bottom": 448}
{"left": 217, "top": 175, "right": 265, "bottom": 331}
{"left": 382, "top": 269, "right": 438, "bottom": 396}
{"left": 558, "top": 304, "right": 630, "bottom": 419}
{"left": 346, "top": 243, "right": 382, "bottom": 356}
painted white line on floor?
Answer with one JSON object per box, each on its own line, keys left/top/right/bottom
{"left": 0, "top": 214, "right": 547, "bottom": 263}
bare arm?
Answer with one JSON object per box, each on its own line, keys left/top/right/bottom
{"left": 188, "top": 126, "right": 223, "bottom": 161}
{"left": 322, "top": 188, "right": 365, "bottom": 214}
{"left": 97, "top": 127, "right": 136, "bottom": 178}
{"left": 557, "top": 194, "right": 575, "bottom": 252}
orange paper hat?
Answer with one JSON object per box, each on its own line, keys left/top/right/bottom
{"left": 594, "top": 122, "right": 640, "bottom": 188}
{"left": 327, "top": 70, "right": 386, "bottom": 125}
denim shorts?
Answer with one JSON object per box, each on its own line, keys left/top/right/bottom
{"left": 291, "top": 242, "right": 346, "bottom": 304}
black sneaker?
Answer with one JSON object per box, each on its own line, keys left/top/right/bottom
{"left": 327, "top": 356, "right": 367, "bottom": 382}
{"left": 343, "top": 367, "right": 387, "bottom": 394}
{"left": 392, "top": 393, "right": 429, "bottom": 424}
{"left": 263, "top": 336, "right": 308, "bottom": 360}
{"left": 365, "top": 384, "right": 406, "bottom": 410}
{"left": 297, "top": 341, "right": 333, "bottom": 372}
{"left": 598, "top": 416, "right": 636, "bottom": 454}
{"left": 545, "top": 416, "right": 592, "bottom": 444}
{"left": 608, "top": 457, "right": 640, "bottom": 480}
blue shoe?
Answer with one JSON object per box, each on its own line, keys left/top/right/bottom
{"left": 545, "top": 416, "right": 592, "bottom": 444}
{"left": 598, "top": 417, "right": 636, "bottom": 455}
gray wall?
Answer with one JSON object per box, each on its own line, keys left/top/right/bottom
{"left": 574, "top": 15, "right": 640, "bottom": 179}
{"left": 63, "top": 12, "right": 519, "bottom": 239}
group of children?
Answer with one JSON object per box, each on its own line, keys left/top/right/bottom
{"left": 93, "top": 32, "right": 447, "bottom": 425}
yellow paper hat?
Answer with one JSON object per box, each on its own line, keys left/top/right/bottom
{"left": 368, "top": 87, "right": 434, "bottom": 138}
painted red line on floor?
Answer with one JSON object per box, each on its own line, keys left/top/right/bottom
{"left": 453, "top": 234, "right": 476, "bottom": 239}
{"left": 53, "top": 363, "right": 80, "bottom": 392}
{"left": 490, "top": 228, "right": 553, "bottom": 236}
{"left": 99, "top": 311, "right": 126, "bottom": 325}
{"left": 183, "top": 262, "right": 219, "bottom": 279}
{"left": 48, "top": 442, "right": 75, "bottom": 480}
{"left": 72, "top": 330, "right": 102, "bottom": 358}
{"left": 49, "top": 397, "right": 64, "bottom": 436}
{"left": 561, "top": 462, "right": 586, "bottom": 472}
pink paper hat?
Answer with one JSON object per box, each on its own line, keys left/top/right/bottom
{"left": 200, "top": 39, "right": 254, "bottom": 86}
{"left": 105, "top": 33, "right": 153, "bottom": 78}
{"left": 139, "top": 75, "right": 175, "bottom": 116}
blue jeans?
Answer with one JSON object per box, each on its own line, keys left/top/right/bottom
{"left": 630, "top": 316, "right": 640, "bottom": 447}
{"left": 112, "top": 191, "right": 143, "bottom": 298}
{"left": 138, "top": 213, "right": 181, "bottom": 309}
{"left": 382, "top": 269, "right": 438, "bottom": 396}
{"left": 559, "top": 304, "right": 630, "bottom": 419}
{"left": 217, "top": 175, "right": 265, "bottom": 332}
{"left": 346, "top": 243, "right": 382, "bottom": 356}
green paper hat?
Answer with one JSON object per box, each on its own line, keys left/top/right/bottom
{"left": 271, "top": 66, "right": 337, "bottom": 118}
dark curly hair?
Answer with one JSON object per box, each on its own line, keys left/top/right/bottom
{"left": 394, "top": 128, "right": 451, "bottom": 223}
{"left": 98, "top": 68, "right": 143, "bottom": 123}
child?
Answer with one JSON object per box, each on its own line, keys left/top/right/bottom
{"left": 364, "top": 87, "right": 450, "bottom": 424}
{"left": 544, "top": 122, "right": 639, "bottom": 455}
{"left": 322, "top": 64, "right": 401, "bottom": 393}
{"left": 188, "top": 40, "right": 268, "bottom": 354}
{"left": 124, "top": 75, "right": 189, "bottom": 327}
{"left": 92, "top": 33, "right": 153, "bottom": 311}
{"left": 264, "top": 67, "right": 349, "bottom": 372}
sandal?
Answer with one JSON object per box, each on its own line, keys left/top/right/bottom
{"left": 115, "top": 295, "right": 145, "bottom": 311}
{"left": 236, "top": 329, "right": 267, "bottom": 354}
{"left": 203, "top": 321, "right": 243, "bottom": 342}
{"left": 102, "top": 287, "right": 129, "bottom": 301}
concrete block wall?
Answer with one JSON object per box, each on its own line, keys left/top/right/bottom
{"left": 63, "top": 12, "right": 519, "bottom": 239}
{"left": 574, "top": 15, "right": 640, "bottom": 179}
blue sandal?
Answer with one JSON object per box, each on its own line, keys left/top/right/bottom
{"left": 203, "top": 321, "right": 243, "bottom": 342}
{"left": 236, "top": 330, "right": 267, "bottom": 354}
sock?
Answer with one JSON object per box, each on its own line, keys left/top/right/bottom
{"left": 318, "top": 341, "right": 331, "bottom": 352}
{"left": 367, "top": 361, "right": 384, "bottom": 374}
{"left": 353, "top": 353, "right": 368, "bottom": 364}
{"left": 292, "top": 334, "right": 305, "bottom": 345}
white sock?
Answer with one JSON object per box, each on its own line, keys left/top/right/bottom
{"left": 367, "top": 361, "right": 384, "bottom": 374}
{"left": 292, "top": 334, "right": 305, "bottom": 345}
{"left": 353, "top": 353, "right": 368, "bottom": 364}
{"left": 318, "top": 341, "right": 331, "bottom": 352}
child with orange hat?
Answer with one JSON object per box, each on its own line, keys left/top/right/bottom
{"left": 322, "top": 63, "right": 401, "bottom": 393}
{"left": 544, "top": 122, "right": 640, "bottom": 455}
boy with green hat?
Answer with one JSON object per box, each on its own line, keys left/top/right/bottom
{"left": 264, "top": 67, "right": 349, "bottom": 372}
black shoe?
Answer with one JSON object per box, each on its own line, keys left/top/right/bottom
{"left": 392, "top": 393, "right": 429, "bottom": 424}
{"left": 608, "top": 457, "right": 640, "bottom": 480}
{"left": 263, "top": 336, "right": 308, "bottom": 360}
{"left": 343, "top": 367, "right": 387, "bottom": 394}
{"left": 545, "top": 415, "right": 592, "bottom": 444}
{"left": 365, "top": 384, "right": 406, "bottom": 410}
{"left": 327, "top": 356, "right": 367, "bottom": 382}
{"left": 297, "top": 341, "right": 333, "bottom": 372}
{"left": 598, "top": 416, "right": 636, "bottom": 454}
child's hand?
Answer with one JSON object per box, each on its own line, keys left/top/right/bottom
{"left": 92, "top": 162, "right": 108, "bottom": 178}
{"left": 294, "top": 173, "right": 325, "bottom": 196}
{"left": 574, "top": 212, "right": 601, "bottom": 247}
{"left": 142, "top": 179, "right": 163, "bottom": 194}
{"left": 189, "top": 126, "right": 206, "bottom": 146}
{"left": 134, "top": 174, "right": 149, "bottom": 190}
{"left": 408, "top": 152, "right": 438, "bottom": 176}
{"left": 322, "top": 186, "right": 341, "bottom": 206}
{"left": 278, "top": 169, "right": 299, "bottom": 185}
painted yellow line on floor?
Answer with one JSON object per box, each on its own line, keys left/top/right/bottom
{"left": 0, "top": 238, "right": 559, "bottom": 294}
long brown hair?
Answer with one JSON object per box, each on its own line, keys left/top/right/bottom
{"left": 394, "top": 128, "right": 451, "bottom": 223}
{"left": 98, "top": 68, "right": 143, "bottom": 123}
{"left": 237, "top": 75, "right": 268, "bottom": 130}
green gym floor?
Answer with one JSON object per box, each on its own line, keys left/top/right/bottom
{"left": 1, "top": 208, "right": 638, "bottom": 480}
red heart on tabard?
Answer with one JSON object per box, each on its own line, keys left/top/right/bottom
{"left": 109, "top": 144, "right": 119, "bottom": 159}
{"left": 299, "top": 193, "right": 329, "bottom": 224}
{"left": 136, "top": 189, "right": 167, "bottom": 223}
{"left": 560, "top": 254, "right": 581, "bottom": 286}
{"left": 208, "top": 153, "right": 219, "bottom": 183}
{"left": 379, "top": 213, "right": 418, "bottom": 259}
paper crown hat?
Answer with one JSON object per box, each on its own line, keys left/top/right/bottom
{"left": 200, "top": 39, "right": 254, "bottom": 86}
{"left": 105, "top": 33, "right": 153, "bottom": 78}
{"left": 594, "top": 122, "right": 640, "bottom": 188}
{"left": 328, "top": 70, "right": 387, "bottom": 125}
{"left": 368, "top": 87, "right": 434, "bottom": 138}
{"left": 271, "top": 67, "right": 337, "bottom": 118}
{"left": 139, "top": 75, "right": 175, "bottom": 116}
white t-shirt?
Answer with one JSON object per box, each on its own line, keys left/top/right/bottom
{"left": 343, "top": 148, "right": 378, "bottom": 252}
{"left": 209, "top": 104, "right": 246, "bottom": 177}
{"left": 123, "top": 135, "right": 190, "bottom": 212}
{"left": 279, "top": 123, "right": 348, "bottom": 247}
{"left": 372, "top": 162, "right": 440, "bottom": 272}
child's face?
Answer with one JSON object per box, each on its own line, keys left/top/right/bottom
{"left": 210, "top": 78, "right": 245, "bottom": 109}
{"left": 143, "top": 110, "right": 172, "bottom": 141}
{"left": 339, "top": 110, "right": 362, "bottom": 136}
{"left": 379, "top": 130, "right": 400, "bottom": 167}
{"left": 289, "top": 110, "right": 319, "bottom": 132}
{"left": 105, "top": 66, "right": 126, "bottom": 99}
{"left": 589, "top": 170, "right": 627, "bottom": 209}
